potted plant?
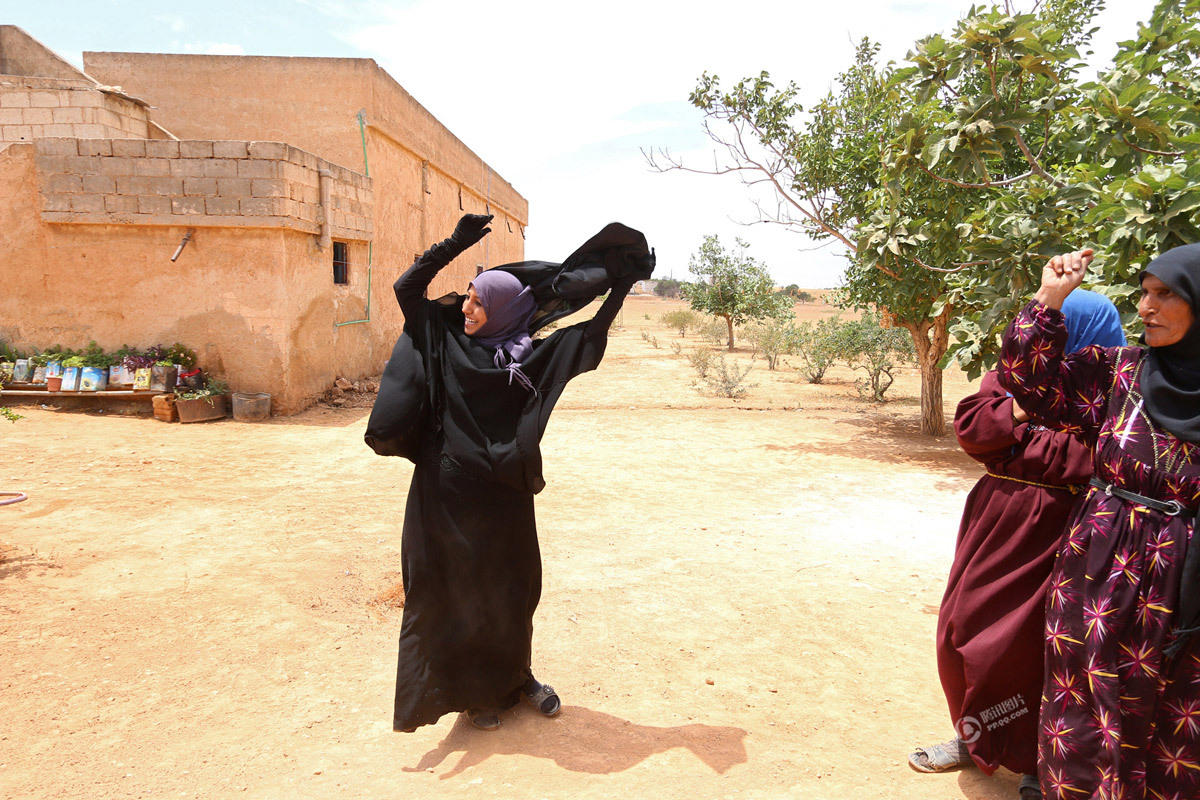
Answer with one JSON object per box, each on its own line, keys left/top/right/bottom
{"left": 43, "top": 345, "right": 70, "bottom": 386}
{"left": 0, "top": 341, "right": 17, "bottom": 386}
{"left": 174, "top": 376, "right": 230, "bottom": 423}
{"left": 122, "top": 347, "right": 156, "bottom": 391}
{"left": 61, "top": 355, "right": 85, "bottom": 391}
{"left": 11, "top": 356, "right": 33, "bottom": 384}
{"left": 29, "top": 352, "right": 51, "bottom": 385}
{"left": 166, "top": 343, "right": 198, "bottom": 389}
{"left": 78, "top": 341, "right": 113, "bottom": 392}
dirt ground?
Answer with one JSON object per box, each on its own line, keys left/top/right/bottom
{"left": 2, "top": 294, "right": 1028, "bottom": 800}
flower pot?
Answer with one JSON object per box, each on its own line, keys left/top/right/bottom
{"left": 176, "top": 394, "right": 228, "bottom": 423}
{"left": 133, "top": 367, "right": 152, "bottom": 391}
{"left": 150, "top": 365, "right": 178, "bottom": 393}
{"left": 45, "top": 361, "right": 62, "bottom": 379}
{"left": 0, "top": 362, "right": 14, "bottom": 385}
{"left": 109, "top": 365, "right": 131, "bottom": 387}
{"left": 232, "top": 392, "right": 272, "bottom": 422}
{"left": 32, "top": 365, "right": 47, "bottom": 385}
{"left": 46, "top": 375, "right": 63, "bottom": 392}
{"left": 61, "top": 367, "right": 81, "bottom": 392}
{"left": 79, "top": 366, "right": 108, "bottom": 392}
{"left": 12, "top": 359, "right": 32, "bottom": 383}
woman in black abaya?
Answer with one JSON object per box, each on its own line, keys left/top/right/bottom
{"left": 375, "top": 213, "right": 652, "bottom": 732}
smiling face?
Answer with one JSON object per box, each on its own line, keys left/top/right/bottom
{"left": 462, "top": 286, "right": 488, "bottom": 336}
{"left": 1139, "top": 273, "right": 1195, "bottom": 347}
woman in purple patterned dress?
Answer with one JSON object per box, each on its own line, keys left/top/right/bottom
{"left": 997, "top": 244, "right": 1200, "bottom": 800}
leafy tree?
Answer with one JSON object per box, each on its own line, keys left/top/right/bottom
{"left": 877, "top": 0, "right": 1200, "bottom": 373}
{"left": 653, "top": 278, "right": 684, "bottom": 299}
{"left": 682, "top": 235, "right": 792, "bottom": 350}
{"left": 648, "top": 0, "right": 1130, "bottom": 434}
{"left": 660, "top": 309, "right": 700, "bottom": 337}
{"left": 793, "top": 317, "right": 844, "bottom": 384}
{"left": 651, "top": 40, "right": 962, "bottom": 432}
{"left": 746, "top": 318, "right": 798, "bottom": 370}
{"left": 839, "top": 313, "right": 916, "bottom": 402}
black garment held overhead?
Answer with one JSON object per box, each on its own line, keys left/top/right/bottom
{"left": 378, "top": 222, "right": 652, "bottom": 732}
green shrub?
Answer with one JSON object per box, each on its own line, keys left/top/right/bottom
{"left": 793, "top": 317, "right": 843, "bottom": 383}
{"left": 653, "top": 278, "right": 684, "bottom": 298}
{"left": 660, "top": 309, "right": 700, "bottom": 337}
{"left": 696, "top": 318, "right": 728, "bottom": 345}
{"left": 746, "top": 319, "right": 798, "bottom": 371}
{"left": 686, "top": 347, "right": 716, "bottom": 379}
{"left": 839, "top": 313, "right": 915, "bottom": 402}
{"left": 701, "top": 354, "right": 755, "bottom": 399}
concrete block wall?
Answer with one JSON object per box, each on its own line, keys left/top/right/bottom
{"left": 33, "top": 138, "right": 372, "bottom": 238}
{"left": 0, "top": 75, "right": 151, "bottom": 145}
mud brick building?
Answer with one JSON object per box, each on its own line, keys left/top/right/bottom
{"left": 0, "top": 25, "right": 527, "bottom": 413}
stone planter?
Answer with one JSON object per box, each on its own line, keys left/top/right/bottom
{"left": 176, "top": 394, "right": 228, "bottom": 424}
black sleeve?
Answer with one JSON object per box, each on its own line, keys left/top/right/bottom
{"left": 393, "top": 241, "right": 456, "bottom": 321}
{"left": 585, "top": 277, "right": 635, "bottom": 339}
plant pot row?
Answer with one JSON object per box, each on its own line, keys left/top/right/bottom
{"left": 2, "top": 362, "right": 182, "bottom": 393}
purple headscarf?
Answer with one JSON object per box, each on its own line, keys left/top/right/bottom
{"left": 468, "top": 270, "right": 538, "bottom": 392}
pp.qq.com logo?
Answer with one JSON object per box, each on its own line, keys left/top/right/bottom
{"left": 955, "top": 715, "right": 982, "bottom": 744}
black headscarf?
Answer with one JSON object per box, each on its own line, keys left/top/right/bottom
{"left": 1141, "top": 243, "right": 1200, "bottom": 443}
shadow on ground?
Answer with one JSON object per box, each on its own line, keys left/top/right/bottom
{"left": 405, "top": 705, "right": 748, "bottom": 779}
{"left": 765, "top": 410, "right": 980, "bottom": 484}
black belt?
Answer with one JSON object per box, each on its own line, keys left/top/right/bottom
{"left": 1089, "top": 477, "right": 1189, "bottom": 516}
{"left": 1089, "top": 477, "right": 1200, "bottom": 659}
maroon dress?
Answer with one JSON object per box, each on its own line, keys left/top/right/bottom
{"left": 938, "top": 371, "right": 1093, "bottom": 775}
{"left": 998, "top": 300, "right": 1200, "bottom": 800}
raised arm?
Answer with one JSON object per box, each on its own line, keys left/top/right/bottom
{"left": 996, "top": 249, "right": 1116, "bottom": 440}
{"left": 584, "top": 276, "right": 636, "bottom": 339}
{"left": 393, "top": 214, "right": 493, "bottom": 321}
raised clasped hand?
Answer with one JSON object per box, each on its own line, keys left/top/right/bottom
{"left": 1036, "top": 248, "right": 1094, "bottom": 309}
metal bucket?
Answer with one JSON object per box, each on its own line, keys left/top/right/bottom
{"left": 232, "top": 392, "right": 271, "bottom": 422}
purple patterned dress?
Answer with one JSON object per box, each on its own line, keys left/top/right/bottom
{"left": 998, "top": 300, "right": 1200, "bottom": 800}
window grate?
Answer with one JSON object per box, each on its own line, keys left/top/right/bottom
{"left": 333, "top": 241, "right": 349, "bottom": 284}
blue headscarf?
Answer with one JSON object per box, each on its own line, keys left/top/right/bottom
{"left": 1061, "top": 288, "right": 1126, "bottom": 354}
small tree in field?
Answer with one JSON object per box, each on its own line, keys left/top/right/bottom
{"left": 747, "top": 318, "right": 798, "bottom": 370}
{"left": 793, "top": 316, "right": 843, "bottom": 384}
{"left": 839, "top": 313, "right": 915, "bottom": 402}
{"left": 660, "top": 309, "right": 700, "bottom": 337}
{"left": 683, "top": 235, "right": 791, "bottom": 350}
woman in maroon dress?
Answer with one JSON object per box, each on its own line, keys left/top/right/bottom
{"left": 910, "top": 290, "right": 1125, "bottom": 800}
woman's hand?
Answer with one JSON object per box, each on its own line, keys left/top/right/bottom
{"left": 1011, "top": 399, "right": 1030, "bottom": 424}
{"left": 448, "top": 213, "right": 494, "bottom": 252}
{"left": 1034, "top": 249, "right": 1093, "bottom": 309}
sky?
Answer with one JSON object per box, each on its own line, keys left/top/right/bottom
{"left": 6, "top": 0, "right": 1160, "bottom": 287}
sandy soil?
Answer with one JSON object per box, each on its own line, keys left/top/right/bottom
{"left": 1, "top": 295, "right": 1028, "bottom": 800}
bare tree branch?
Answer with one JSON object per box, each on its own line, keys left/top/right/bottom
{"left": 1120, "top": 136, "right": 1185, "bottom": 158}
{"left": 910, "top": 156, "right": 1037, "bottom": 189}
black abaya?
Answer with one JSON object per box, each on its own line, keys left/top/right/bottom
{"left": 389, "top": 230, "right": 649, "bottom": 731}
